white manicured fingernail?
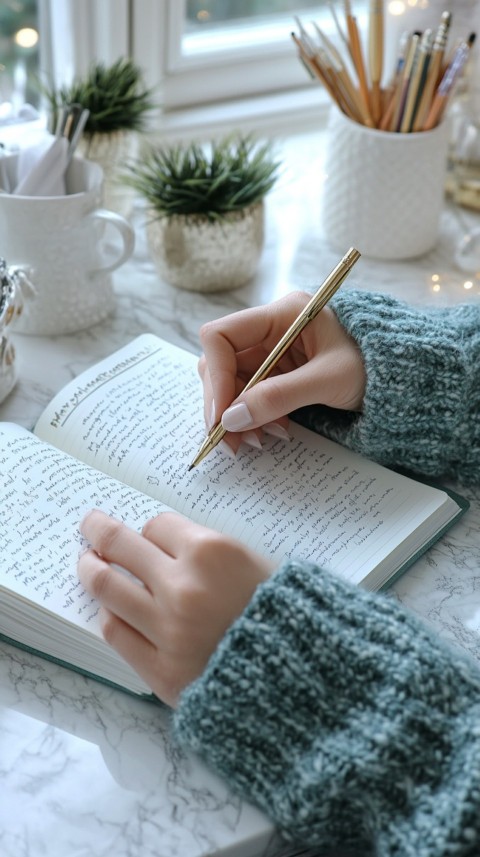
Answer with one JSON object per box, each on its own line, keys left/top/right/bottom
{"left": 222, "top": 402, "right": 253, "bottom": 432}
{"left": 243, "top": 431, "right": 262, "bottom": 450}
{"left": 219, "top": 440, "right": 237, "bottom": 459}
{"left": 263, "top": 422, "right": 291, "bottom": 441}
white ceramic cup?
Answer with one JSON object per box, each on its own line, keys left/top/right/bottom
{"left": 0, "top": 156, "right": 135, "bottom": 335}
{"left": 320, "top": 107, "right": 450, "bottom": 260}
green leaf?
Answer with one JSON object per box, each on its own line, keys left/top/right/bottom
{"left": 121, "top": 135, "right": 280, "bottom": 220}
{"left": 40, "top": 58, "right": 156, "bottom": 134}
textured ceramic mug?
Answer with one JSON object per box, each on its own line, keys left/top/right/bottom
{"left": 0, "top": 156, "right": 135, "bottom": 334}
{"left": 320, "top": 107, "right": 450, "bottom": 260}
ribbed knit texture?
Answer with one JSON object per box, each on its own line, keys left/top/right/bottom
{"left": 175, "top": 562, "right": 480, "bottom": 856}
{"left": 295, "top": 291, "right": 480, "bottom": 485}
{"left": 174, "top": 292, "right": 480, "bottom": 855}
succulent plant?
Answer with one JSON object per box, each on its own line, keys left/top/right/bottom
{"left": 43, "top": 58, "right": 155, "bottom": 135}
{"left": 122, "top": 135, "right": 280, "bottom": 221}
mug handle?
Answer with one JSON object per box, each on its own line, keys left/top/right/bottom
{"left": 86, "top": 209, "right": 135, "bottom": 275}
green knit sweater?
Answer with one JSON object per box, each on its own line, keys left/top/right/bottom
{"left": 174, "top": 292, "right": 480, "bottom": 856}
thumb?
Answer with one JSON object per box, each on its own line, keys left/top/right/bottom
{"left": 221, "top": 365, "right": 322, "bottom": 432}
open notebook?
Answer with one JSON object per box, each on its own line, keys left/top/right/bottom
{"left": 0, "top": 334, "right": 467, "bottom": 696}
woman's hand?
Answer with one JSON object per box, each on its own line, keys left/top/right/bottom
{"left": 198, "top": 291, "right": 366, "bottom": 453}
{"left": 78, "top": 509, "right": 274, "bottom": 707}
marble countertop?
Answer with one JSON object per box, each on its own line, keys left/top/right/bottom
{"left": 1, "top": 129, "right": 480, "bottom": 857}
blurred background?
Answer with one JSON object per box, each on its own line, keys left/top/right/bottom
{"left": 1, "top": 0, "right": 477, "bottom": 136}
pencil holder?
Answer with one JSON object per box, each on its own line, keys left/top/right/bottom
{"left": 320, "top": 107, "right": 450, "bottom": 260}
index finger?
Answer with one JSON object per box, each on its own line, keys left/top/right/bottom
{"left": 80, "top": 509, "right": 173, "bottom": 591}
{"left": 199, "top": 295, "right": 306, "bottom": 418}
{"left": 198, "top": 306, "right": 268, "bottom": 417}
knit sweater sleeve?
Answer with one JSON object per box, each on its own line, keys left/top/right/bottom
{"left": 293, "top": 291, "right": 480, "bottom": 485}
{"left": 174, "top": 561, "right": 480, "bottom": 856}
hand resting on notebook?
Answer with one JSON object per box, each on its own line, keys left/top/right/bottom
{"left": 78, "top": 508, "right": 274, "bottom": 707}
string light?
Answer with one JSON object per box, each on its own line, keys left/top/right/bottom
{"left": 14, "top": 27, "right": 39, "bottom": 49}
{"left": 388, "top": 2, "right": 406, "bottom": 15}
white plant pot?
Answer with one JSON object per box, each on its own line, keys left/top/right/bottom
{"left": 78, "top": 129, "right": 139, "bottom": 220}
{"left": 146, "top": 201, "right": 265, "bottom": 293}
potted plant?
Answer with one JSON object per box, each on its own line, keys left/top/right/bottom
{"left": 122, "top": 135, "right": 280, "bottom": 292}
{"left": 43, "top": 58, "right": 156, "bottom": 217}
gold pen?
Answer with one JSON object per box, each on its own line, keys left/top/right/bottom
{"left": 188, "top": 247, "right": 361, "bottom": 470}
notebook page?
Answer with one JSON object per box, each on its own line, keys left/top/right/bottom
{"left": 0, "top": 423, "right": 168, "bottom": 628}
{"left": 34, "top": 335, "right": 451, "bottom": 584}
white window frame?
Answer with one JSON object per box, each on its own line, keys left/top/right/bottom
{"left": 42, "top": 0, "right": 479, "bottom": 120}
{"left": 131, "top": 0, "right": 338, "bottom": 110}
{"left": 40, "top": 0, "right": 378, "bottom": 137}
{"left": 40, "top": 0, "right": 129, "bottom": 88}
{"left": 36, "top": 0, "right": 480, "bottom": 141}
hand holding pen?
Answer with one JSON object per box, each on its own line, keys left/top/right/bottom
{"left": 191, "top": 249, "right": 362, "bottom": 468}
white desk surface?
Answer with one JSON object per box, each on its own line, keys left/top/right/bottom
{"left": 1, "top": 129, "right": 480, "bottom": 857}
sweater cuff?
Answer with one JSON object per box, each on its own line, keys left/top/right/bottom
{"left": 299, "top": 290, "right": 480, "bottom": 484}
{"left": 174, "top": 560, "right": 480, "bottom": 853}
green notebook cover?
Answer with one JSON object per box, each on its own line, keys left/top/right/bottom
{"left": 379, "top": 480, "right": 470, "bottom": 591}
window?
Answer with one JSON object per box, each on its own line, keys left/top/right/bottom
{"left": 183, "top": 0, "right": 325, "bottom": 57}
{"left": 133, "top": 0, "right": 344, "bottom": 111}
{"left": 32, "top": 0, "right": 480, "bottom": 138}
{"left": 0, "top": 0, "right": 41, "bottom": 117}
{"left": 147, "top": 0, "right": 479, "bottom": 115}
{"left": 186, "top": 1, "right": 322, "bottom": 28}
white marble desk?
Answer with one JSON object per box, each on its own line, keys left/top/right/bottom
{"left": 1, "top": 130, "right": 480, "bottom": 857}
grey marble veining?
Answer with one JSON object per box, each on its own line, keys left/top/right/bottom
{"left": 1, "top": 128, "right": 480, "bottom": 856}
{"left": 0, "top": 650, "right": 276, "bottom": 857}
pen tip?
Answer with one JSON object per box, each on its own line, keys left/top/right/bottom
{"left": 187, "top": 464, "right": 194, "bottom": 472}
